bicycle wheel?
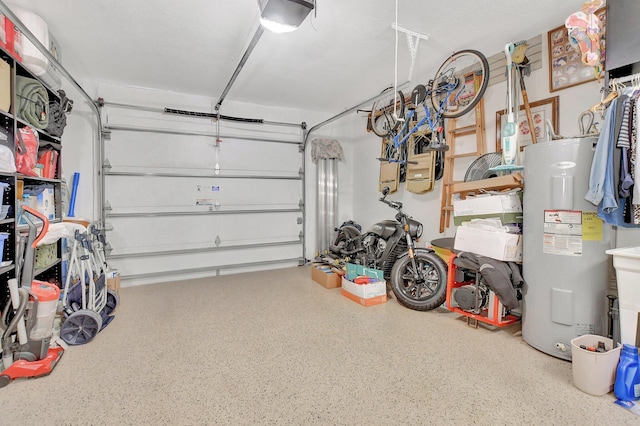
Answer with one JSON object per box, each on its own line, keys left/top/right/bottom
{"left": 430, "top": 50, "right": 490, "bottom": 119}
{"left": 370, "top": 87, "right": 405, "bottom": 138}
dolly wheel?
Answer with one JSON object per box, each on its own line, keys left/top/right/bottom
{"left": 0, "top": 374, "right": 11, "bottom": 388}
{"left": 104, "top": 289, "right": 120, "bottom": 315}
{"left": 60, "top": 309, "right": 103, "bottom": 345}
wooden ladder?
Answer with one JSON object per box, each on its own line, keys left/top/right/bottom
{"left": 439, "top": 98, "right": 486, "bottom": 233}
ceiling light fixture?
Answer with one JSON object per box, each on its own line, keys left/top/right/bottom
{"left": 258, "top": 0, "right": 315, "bottom": 33}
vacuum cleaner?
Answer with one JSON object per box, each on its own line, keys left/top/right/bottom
{"left": 0, "top": 206, "right": 64, "bottom": 388}
{"left": 491, "top": 41, "right": 528, "bottom": 173}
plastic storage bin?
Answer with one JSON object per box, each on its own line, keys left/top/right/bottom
{"left": 0, "top": 181, "right": 8, "bottom": 199}
{"left": 0, "top": 181, "right": 9, "bottom": 220}
{"left": 0, "top": 231, "right": 8, "bottom": 261}
{"left": 606, "top": 247, "right": 640, "bottom": 346}
{"left": 35, "top": 243, "right": 57, "bottom": 269}
{"left": 570, "top": 334, "right": 622, "bottom": 396}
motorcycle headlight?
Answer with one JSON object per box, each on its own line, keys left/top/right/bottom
{"left": 407, "top": 219, "right": 422, "bottom": 239}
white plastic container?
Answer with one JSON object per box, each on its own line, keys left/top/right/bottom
{"left": 28, "top": 280, "right": 60, "bottom": 340}
{"left": 570, "top": 334, "right": 621, "bottom": 396}
{"left": 606, "top": 246, "right": 640, "bottom": 346}
{"left": 9, "top": 6, "right": 61, "bottom": 90}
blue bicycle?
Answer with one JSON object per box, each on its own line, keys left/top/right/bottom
{"left": 370, "top": 50, "right": 490, "bottom": 165}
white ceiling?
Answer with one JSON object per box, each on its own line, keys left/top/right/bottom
{"left": 8, "top": 0, "right": 587, "bottom": 115}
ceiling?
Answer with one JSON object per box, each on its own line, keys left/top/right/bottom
{"left": 8, "top": 0, "right": 587, "bottom": 115}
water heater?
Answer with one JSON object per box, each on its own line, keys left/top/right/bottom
{"left": 522, "top": 138, "right": 612, "bottom": 360}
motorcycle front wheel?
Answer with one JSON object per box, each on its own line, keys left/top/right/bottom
{"left": 390, "top": 251, "right": 448, "bottom": 311}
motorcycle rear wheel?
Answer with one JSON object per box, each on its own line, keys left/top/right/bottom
{"left": 390, "top": 251, "right": 447, "bottom": 311}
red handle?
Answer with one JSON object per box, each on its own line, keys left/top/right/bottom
{"left": 21, "top": 205, "right": 50, "bottom": 248}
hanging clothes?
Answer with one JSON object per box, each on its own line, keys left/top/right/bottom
{"left": 585, "top": 98, "right": 616, "bottom": 207}
{"left": 630, "top": 98, "right": 640, "bottom": 224}
{"left": 618, "top": 97, "right": 633, "bottom": 198}
{"left": 585, "top": 85, "right": 640, "bottom": 228}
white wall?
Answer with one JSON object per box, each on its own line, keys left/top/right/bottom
{"left": 57, "top": 80, "right": 99, "bottom": 222}
{"left": 57, "top": 26, "right": 640, "bottom": 285}
{"left": 314, "top": 28, "right": 640, "bottom": 249}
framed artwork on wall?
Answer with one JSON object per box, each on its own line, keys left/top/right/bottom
{"left": 496, "top": 96, "right": 559, "bottom": 152}
{"left": 547, "top": 7, "right": 606, "bottom": 92}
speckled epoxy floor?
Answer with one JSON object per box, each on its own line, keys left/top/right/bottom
{"left": 0, "top": 265, "right": 637, "bottom": 425}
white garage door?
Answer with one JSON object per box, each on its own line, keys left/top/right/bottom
{"left": 99, "top": 103, "right": 305, "bottom": 283}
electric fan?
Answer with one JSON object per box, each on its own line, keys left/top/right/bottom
{"left": 464, "top": 152, "right": 504, "bottom": 181}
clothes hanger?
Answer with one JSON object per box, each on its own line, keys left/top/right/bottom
{"left": 590, "top": 79, "right": 619, "bottom": 115}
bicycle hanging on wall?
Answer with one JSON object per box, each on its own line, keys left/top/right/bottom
{"left": 370, "top": 49, "right": 490, "bottom": 180}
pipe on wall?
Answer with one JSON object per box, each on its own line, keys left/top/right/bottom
{"left": 315, "top": 157, "right": 338, "bottom": 254}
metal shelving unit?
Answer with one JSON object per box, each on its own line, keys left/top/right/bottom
{"left": 0, "top": 51, "right": 65, "bottom": 299}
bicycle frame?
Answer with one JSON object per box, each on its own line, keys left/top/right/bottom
{"left": 392, "top": 80, "right": 463, "bottom": 149}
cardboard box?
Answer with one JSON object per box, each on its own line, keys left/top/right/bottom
{"left": 107, "top": 270, "right": 121, "bottom": 294}
{"left": 311, "top": 265, "right": 341, "bottom": 289}
{"left": 454, "top": 225, "right": 522, "bottom": 262}
{"left": 0, "top": 59, "right": 10, "bottom": 112}
{"left": 34, "top": 186, "right": 55, "bottom": 220}
{"left": 341, "top": 289, "right": 387, "bottom": 307}
{"left": 341, "top": 276, "right": 387, "bottom": 306}
{"left": 453, "top": 192, "right": 523, "bottom": 225}
{"left": 345, "top": 263, "right": 384, "bottom": 281}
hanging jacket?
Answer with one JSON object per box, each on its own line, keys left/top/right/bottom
{"left": 585, "top": 100, "right": 616, "bottom": 206}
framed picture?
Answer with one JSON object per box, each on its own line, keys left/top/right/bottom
{"left": 496, "top": 96, "right": 559, "bottom": 152}
{"left": 547, "top": 7, "right": 606, "bottom": 92}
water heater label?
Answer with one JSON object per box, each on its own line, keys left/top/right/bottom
{"left": 576, "top": 323, "right": 595, "bottom": 335}
{"left": 543, "top": 210, "right": 583, "bottom": 256}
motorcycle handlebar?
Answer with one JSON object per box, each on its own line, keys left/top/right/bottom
{"left": 379, "top": 197, "right": 403, "bottom": 210}
{"left": 379, "top": 187, "right": 403, "bottom": 211}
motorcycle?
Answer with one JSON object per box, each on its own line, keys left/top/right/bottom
{"left": 318, "top": 187, "right": 448, "bottom": 311}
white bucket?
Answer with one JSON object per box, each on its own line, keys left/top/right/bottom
{"left": 570, "top": 334, "right": 621, "bottom": 396}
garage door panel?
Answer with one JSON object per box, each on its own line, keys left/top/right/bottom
{"left": 107, "top": 212, "right": 302, "bottom": 252}
{"left": 105, "top": 132, "right": 302, "bottom": 173}
{"left": 104, "top": 176, "right": 302, "bottom": 209}
{"left": 111, "top": 245, "right": 302, "bottom": 278}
